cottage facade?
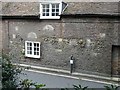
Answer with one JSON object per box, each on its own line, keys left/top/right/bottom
{"left": 1, "top": 1, "right": 120, "bottom": 78}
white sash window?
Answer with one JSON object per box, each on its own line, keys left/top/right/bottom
{"left": 40, "top": 1, "right": 62, "bottom": 19}
{"left": 25, "top": 41, "right": 40, "bottom": 58}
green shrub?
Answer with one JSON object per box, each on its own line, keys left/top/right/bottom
{"left": 19, "top": 79, "right": 45, "bottom": 89}
{"left": 2, "top": 54, "right": 22, "bottom": 89}
{"left": 104, "top": 85, "right": 120, "bottom": 90}
{"left": 2, "top": 54, "right": 45, "bottom": 89}
{"left": 73, "top": 84, "right": 88, "bottom": 90}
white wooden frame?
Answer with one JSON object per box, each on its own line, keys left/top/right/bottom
{"left": 39, "top": 1, "right": 62, "bottom": 19}
{"left": 25, "top": 41, "right": 41, "bottom": 58}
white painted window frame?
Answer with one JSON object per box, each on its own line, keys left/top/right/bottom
{"left": 25, "top": 41, "right": 41, "bottom": 58}
{"left": 40, "top": 1, "right": 62, "bottom": 19}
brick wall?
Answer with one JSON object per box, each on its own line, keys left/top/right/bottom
{"left": 1, "top": 17, "right": 119, "bottom": 76}
{"left": 1, "top": 2, "right": 120, "bottom": 77}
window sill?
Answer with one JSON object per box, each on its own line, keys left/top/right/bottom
{"left": 25, "top": 55, "right": 40, "bottom": 59}
{"left": 40, "top": 16, "right": 60, "bottom": 19}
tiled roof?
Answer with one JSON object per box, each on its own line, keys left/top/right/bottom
{"left": 1, "top": 2, "right": 119, "bottom": 16}
{"left": 63, "top": 2, "right": 119, "bottom": 15}
{"left": 2, "top": 2, "right": 39, "bottom": 16}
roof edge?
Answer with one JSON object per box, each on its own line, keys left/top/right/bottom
{"left": 1, "top": 13, "right": 120, "bottom": 19}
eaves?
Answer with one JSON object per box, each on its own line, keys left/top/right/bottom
{"left": 61, "top": 13, "right": 120, "bottom": 18}
{"left": 1, "top": 13, "right": 120, "bottom": 19}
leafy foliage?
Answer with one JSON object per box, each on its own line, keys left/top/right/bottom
{"left": 61, "top": 85, "right": 88, "bottom": 90}
{"left": 19, "top": 79, "right": 45, "bottom": 89}
{"left": 19, "top": 79, "right": 35, "bottom": 88}
{"left": 73, "top": 84, "right": 88, "bottom": 90}
{"left": 34, "top": 83, "right": 46, "bottom": 89}
{"left": 2, "top": 54, "right": 22, "bottom": 88}
{"left": 104, "top": 85, "right": 120, "bottom": 90}
{"left": 2, "top": 54, "right": 45, "bottom": 89}
{"left": 61, "top": 88, "right": 69, "bottom": 90}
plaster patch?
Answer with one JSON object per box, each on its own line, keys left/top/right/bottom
{"left": 64, "top": 39, "right": 68, "bottom": 42}
{"left": 22, "top": 23, "right": 25, "bottom": 25}
{"left": 43, "top": 25, "right": 54, "bottom": 31}
{"left": 22, "top": 49, "right": 25, "bottom": 52}
{"left": 22, "top": 49, "right": 25, "bottom": 54}
{"left": 55, "top": 49, "right": 62, "bottom": 52}
{"left": 86, "top": 39, "right": 91, "bottom": 47}
{"left": 27, "top": 32, "right": 37, "bottom": 39}
{"left": 99, "top": 33, "right": 106, "bottom": 38}
{"left": 62, "top": 23, "right": 65, "bottom": 27}
{"left": 13, "top": 34, "right": 16, "bottom": 39}
{"left": 69, "top": 39, "right": 77, "bottom": 46}
{"left": 15, "top": 26, "right": 18, "bottom": 31}
{"left": 10, "top": 41, "right": 13, "bottom": 44}
{"left": 92, "top": 52, "right": 98, "bottom": 56}
{"left": 58, "top": 38, "right": 63, "bottom": 42}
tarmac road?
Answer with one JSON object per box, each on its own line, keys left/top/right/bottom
{"left": 19, "top": 70, "right": 112, "bottom": 88}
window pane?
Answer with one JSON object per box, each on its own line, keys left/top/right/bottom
{"left": 30, "top": 43, "right": 32, "bottom": 46}
{"left": 43, "top": 9, "right": 45, "bottom": 12}
{"left": 34, "top": 43, "right": 36, "bottom": 46}
{"left": 42, "top": 4, "right": 50, "bottom": 16}
{"left": 46, "top": 9, "right": 49, "bottom": 12}
{"left": 27, "top": 47, "right": 30, "bottom": 50}
{"left": 46, "top": 13, "right": 49, "bottom": 16}
{"left": 30, "top": 51, "right": 32, "bottom": 54}
{"left": 27, "top": 43, "right": 29, "bottom": 46}
{"left": 44, "top": 13, "right": 47, "bottom": 16}
{"left": 52, "top": 4, "right": 55, "bottom": 8}
{"left": 46, "top": 4, "right": 49, "bottom": 8}
{"left": 43, "top": 13, "right": 45, "bottom": 16}
{"left": 56, "top": 4, "right": 59, "bottom": 8}
{"left": 43, "top": 5, "right": 45, "bottom": 8}
{"left": 30, "top": 47, "right": 32, "bottom": 50}
{"left": 56, "top": 13, "right": 59, "bottom": 16}
{"left": 56, "top": 9, "right": 59, "bottom": 12}
{"left": 37, "top": 48, "right": 39, "bottom": 51}
{"left": 52, "top": 13, "right": 55, "bottom": 16}
{"left": 37, "top": 43, "right": 39, "bottom": 47}
{"left": 27, "top": 47, "right": 32, "bottom": 50}
{"left": 52, "top": 9, "right": 55, "bottom": 12}
{"left": 51, "top": 4, "right": 60, "bottom": 16}
{"left": 27, "top": 51, "right": 30, "bottom": 54}
{"left": 33, "top": 42, "right": 40, "bottom": 55}
{"left": 37, "top": 52, "right": 39, "bottom": 55}
{"left": 34, "top": 52, "right": 36, "bottom": 55}
{"left": 27, "top": 42, "right": 32, "bottom": 46}
{"left": 27, "top": 51, "right": 32, "bottom": 55}
{"left": 34, "top": 48, "right": 36, "bottom": 51}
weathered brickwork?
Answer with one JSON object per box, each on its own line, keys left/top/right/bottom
{"left": 0, "top": 20, "right": 2, "bottom": 54}
{"left": 1, "top": 17, "right": 118, "bottom": 76}
{"left": 1, "top": 2, "right": 120, "bottom": 77}
{"left": 0, "top": 2, "right": 2, "bottom": 54}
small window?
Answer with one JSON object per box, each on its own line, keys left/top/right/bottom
{"left": 25, "top": 41, "right": 40, "bottom": 58}
{"left": 40, "top": 2, "right": 62, "bottom": 19}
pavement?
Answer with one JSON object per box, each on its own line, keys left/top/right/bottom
{"left": 15, "top": 63, "right": 120, "bottom": 86}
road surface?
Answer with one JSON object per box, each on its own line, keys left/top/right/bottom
{"left": 19, "top": 70, "right": 112, "bottom": 88}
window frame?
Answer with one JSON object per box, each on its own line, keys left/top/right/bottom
{"left": 40, "top": 1, "right": 62, "bottom": 19}
{"left": 25, "top": 41, "right": 41, "bottom": 58}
